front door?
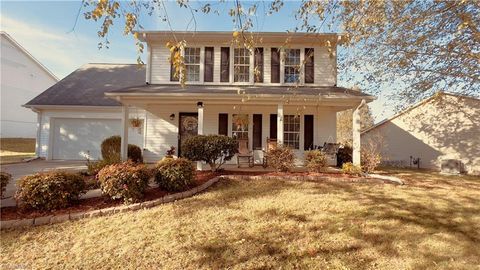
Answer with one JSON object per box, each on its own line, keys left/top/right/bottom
{"left": 178, "top": 113, "right": 198, "bottom": 156}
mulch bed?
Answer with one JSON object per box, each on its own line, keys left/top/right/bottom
{"left": 1, "top": 171, "right": 219, "bottom": 221}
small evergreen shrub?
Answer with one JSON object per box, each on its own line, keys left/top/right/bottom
{"left": 16, "top": 171, "right": 87, "bottom": 210}
{"left": 97, "top": 161, "right": 151, "bottom": 204}
{"left": 86, "top": 158, "right": 118, "bottom": 176}
{"left": 305, "top": 150, "right": 327, "bottom": 173}
{"left": 101, "top": 136, "right": 143, "bottom": 163}
{"left": 268, "top": 146, "right": 295, "bottom": 172}
{"left": 341, "top": 162, "right": 363, "bottom": 176}
{"left": 336, "top": 145, "right": 353, "bottom": 167}
{"left": 154, "top": 158, "right": 195, "bottom": 192}
{"left": 0, "top": 172, "right": 12, "bottom": 198}
{"left": 182, "top": 135, "right": 238, "bottom": 172}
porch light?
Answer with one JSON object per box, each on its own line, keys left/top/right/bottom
{"left": 197, "top": 101, "right": 204, "bottom": 108}
{"left": 169, "top": 113, "right": 175, "bottom": 121}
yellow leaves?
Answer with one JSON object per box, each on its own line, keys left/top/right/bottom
{"left": 233, "top": 31, "right": 240, "bottom": 38}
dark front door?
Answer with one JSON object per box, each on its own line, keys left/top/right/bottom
{"left": 178, "top": 113, "right": 198, "bottom": 156}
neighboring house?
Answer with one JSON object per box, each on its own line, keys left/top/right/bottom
{"left": 362, "top": 92, "right": 480, "bottom": 175}
{"left": 1, "top": 31, "right": 58, "bottom": 138}
{"left": 25, "top": 31, "right": 375, "bottom": 166}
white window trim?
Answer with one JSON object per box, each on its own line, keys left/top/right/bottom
{"left": 184, "top": 47, "right": 201, "bottom": 83}
{"left": 283, "top": 114, "right": 301, "bottom": 150}
{"left": 283, "top": 48, "right": 304, "bottom": 85}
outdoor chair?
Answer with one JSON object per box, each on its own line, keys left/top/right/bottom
{"left": 262, "top": 138, "right": 277, "bottom": 168}
{"left": 321, "top": 142, "right": 340, "bottom": 164}
{"left": 237, "top": 139, "right": 254, "bottom": 168}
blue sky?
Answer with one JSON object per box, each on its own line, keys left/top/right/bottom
{"left": 1, "top": 1, "right": 392, "bottom": 121}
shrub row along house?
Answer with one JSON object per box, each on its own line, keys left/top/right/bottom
{"left": 24, "top": 31, "right": 375, "bottom": 167}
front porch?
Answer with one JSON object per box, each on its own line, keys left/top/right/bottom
{"left": 105, "top": 85, "right": 373, "bottom": 167}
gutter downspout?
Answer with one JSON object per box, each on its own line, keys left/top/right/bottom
{"left": 352, "top": 99, "right": 366, "bottom": 166}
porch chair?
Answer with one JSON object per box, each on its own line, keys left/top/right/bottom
{"left": 321, "top": 142, "right": 340, "bottom": 165}
{"left": 262, "top": 138, "right": 277, "bottom": 168}
{"left": 237, "top": 139, "right": 254, "bottom": 168}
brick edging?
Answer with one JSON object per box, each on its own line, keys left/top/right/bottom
{"left": 1, "top": 176, "right": 222, "bottom": 230}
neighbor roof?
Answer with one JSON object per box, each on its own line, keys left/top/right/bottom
{"left": 25, "top": 63, "right": 146, "bottom": 107}
{"left": 106, "top": 84, "right": 375, "bottom": 100}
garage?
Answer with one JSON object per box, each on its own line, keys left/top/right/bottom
{"left": 52, "top": 118, "right": 121, "bottom": 160}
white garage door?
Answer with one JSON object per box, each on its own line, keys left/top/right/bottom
{"left": 52, "top": 118, "right": 121, "bottom": 160}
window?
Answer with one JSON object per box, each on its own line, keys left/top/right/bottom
{"left": 284, "top": 115, "right": 300, "bottom": 149}
{"left": 232, "top": 114, "right": 249, "bottom": 140}
{"left": 234, "top": 48, "right": 250, "bottom": 82}
{"left": 284, "top": 49, "right": 301, "bottom": 83}
{"left": 184, "top": 47, "right": 200, "bottom": 82}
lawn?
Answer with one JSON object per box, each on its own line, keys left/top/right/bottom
{"left": 1, "top": 169, "right": 479, "bottom": 269}
{"left": 0, "top": 138, "right": 36, "bottom": 164}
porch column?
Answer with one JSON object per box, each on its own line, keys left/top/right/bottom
{"left": 277, "top": 103, "right": 284, "bottom": 145}
{"left": 197, "top": 102, "right": 204, "bottom": 170}
{"left": 352, "top": 100, "right": 366, "bottom": 165}
{"left": 120, "top": 105, "right": 129, "bottom": 161}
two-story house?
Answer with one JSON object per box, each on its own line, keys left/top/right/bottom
{"left": 25, "top": 31, "right": 375, "bottom": 166}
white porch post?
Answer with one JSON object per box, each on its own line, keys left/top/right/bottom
{"left": 277, "top": 103, "right": 284, "bottom": 145}
{"left": 352, "top": 100, "right": 366, "bottom": 166}
{"left": 197, "top": 102, "right": 204, "bottom": 170}
{"left": 120, "top": 105, "right": 129, "bottom": 161}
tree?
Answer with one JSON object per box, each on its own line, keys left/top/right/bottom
{"left": 82, "top": 0, "right": 479, "bottom": 105}
{"left": 337, "top": 105, "right": 374, "bottom": 145}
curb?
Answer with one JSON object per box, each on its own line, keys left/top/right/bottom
{"left": 222, "top": 174, "right": 404, "bottom": 185}
{"left": 1, "top": 176, "right": 222, "bottom": 230}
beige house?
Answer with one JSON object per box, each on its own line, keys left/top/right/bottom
{"left": 362, "top": 92, "right": 480, "bottom": 175}
{"left": 25, "top": 31, "right": 375, "bottom": 167}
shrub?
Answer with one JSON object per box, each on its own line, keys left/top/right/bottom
{"left": 182, "top": 135, "right": 238, "bottom": 172}
{"left": 16, "top": 171, "right": 87, "bottom": 210}
{"left": 101, "top": 135, "right": 143, "bottom": 163}
{"left": 154, "top": 158, "right": 195, "bottom": 192}
{"left": 97, "top": 161, "right": 151, "bottom": 204}
{"left": 268, "top": 146, "right": 295, "bottom": 172}
{"left": 1, "top": 172, "right": 12, "bottom": 198}
{"left": 361, "top": 149, "right": 382, "bottom": 173}
{"left": 337, "top": 145, "right": 353, "bottom": 167}
{"left": 341, "top": 162, "right": 363, "bottom": 176}
{"left": 86, "top": 158, "right": 118, "bottom": 176}
{"left": 305, "top": 150, "right": 327, "bottom": 173}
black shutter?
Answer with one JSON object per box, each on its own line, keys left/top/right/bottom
{"left": 305, "top": 48, "right": 314, "bottom": 84}
{"left": 271, "top": 48, "right": 280, "bottom": 83}
{"left": 270, "top": 114, "right": 277, "bottom": 139}
{"left": 218, "top": 113, "right": 228, "bottom": 136}
{"left": 204, "top": 47, "right": 214, "bottom": 82}
{"left": 304, "top": 115, "right": 314, "bottom": 150}
{"left": 254, "top": 48, "right": 264, "bottom": 83}
{"left": 170, "top": 48, "right": 179, "bottom": 82}
{"left": 253, "top": 114, "right": 262, "bottom": 149}
{"left": 220, "top": 47, "right": 230, "bottom": 82}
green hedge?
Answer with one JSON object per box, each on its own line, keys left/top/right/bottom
{"left": 101, "top": 135, "right": 143, "bottom": 163}
{"left": 181, "top": 135, "right": 238, "bottom": 172}
{"left": 154, "top": 158, "right": 195, "bottom": 192}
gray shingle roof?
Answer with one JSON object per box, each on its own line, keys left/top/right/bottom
{"left": 25, "top": 63, "right": 146, "bottom": 107}
{"left": 107, "top": 84, "right": 375, "bottom": 99}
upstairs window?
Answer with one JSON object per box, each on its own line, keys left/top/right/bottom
{"left": 184, "top": 47, "right": 200, "bottom": 82}
{"left": 284, "top": 115, "right": 300, "bottom": 149}
{"left": 232, "top": 114, "right": 249, "bottom": 140}
{"left": 284, "top": 49, "right": 301, "bottom": 83}
{"left": 234, "top": 48, "right": 250, "bottom": 82}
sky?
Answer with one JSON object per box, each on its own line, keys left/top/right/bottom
{"left": 1, "top": 0, "right": 393, "bottom": 122}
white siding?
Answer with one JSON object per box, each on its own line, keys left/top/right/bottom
{"left": 149, "top": 43, "right": 336, "bottom": 86}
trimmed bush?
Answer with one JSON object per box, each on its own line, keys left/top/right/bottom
{"left": 181, "top": 135, "right": 238, "bottom": 172}
{"left": 97, "top": 161, "right": 151, "bottom": 204}
{"left": 305, "top": 150, "right": 327, "bottom": 173}
{"left": 268, "top": 146, "right": 295, "bottom": 172}
{"left": 86, "top": 158, "right": 118, "bottom": 176}
{"left": 1, "top": 172, "right": 12, "bottom": 198}
{"left": 16, "top": 171, "right": 87, "bottom": 210}
{"left": 361, "top": 148, "right": 382, "bottom": 173}
{"left": 341, "top": 162, "right": 363, "bottom": 176}
{"left": 154, "top": 158, "right": 195, "bottom": 192}
{"left": 101, "top": 135, "right": 143, "bottom": 163}
{"left": 337, "top": 145, "right": 352, "bottom": 167}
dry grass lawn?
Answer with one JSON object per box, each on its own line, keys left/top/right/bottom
{"left": 1, "top": 169, "right": 479, "bottom": 269}
{"left": 0, "top": 138, "right": 35, "bottom": 164}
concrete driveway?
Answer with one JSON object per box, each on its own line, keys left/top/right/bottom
{"left": 1, "top": 159, "right": 87, "bottom": 207}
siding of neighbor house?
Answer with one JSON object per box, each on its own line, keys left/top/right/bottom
{"left": 149, "top": 42, "right": 336, "bottom": 86}
{"left": 1, "top": 33, "right": 57, "bottom": 138}
{"left": 362, "top": 94, "right": 480, "bottom": 175}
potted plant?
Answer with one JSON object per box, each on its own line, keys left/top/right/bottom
{"left": 163, "top": 146, "right": 176, "bottom": 160}
{"left": 130, "top": 117, "right": 142, "bottom": 128}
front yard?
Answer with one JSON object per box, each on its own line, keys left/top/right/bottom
{"left": 0, "top": 138, "right": 35, "bottom": 165}
{"left": 1, "top": 169, "right": 479, "bottom": 269}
